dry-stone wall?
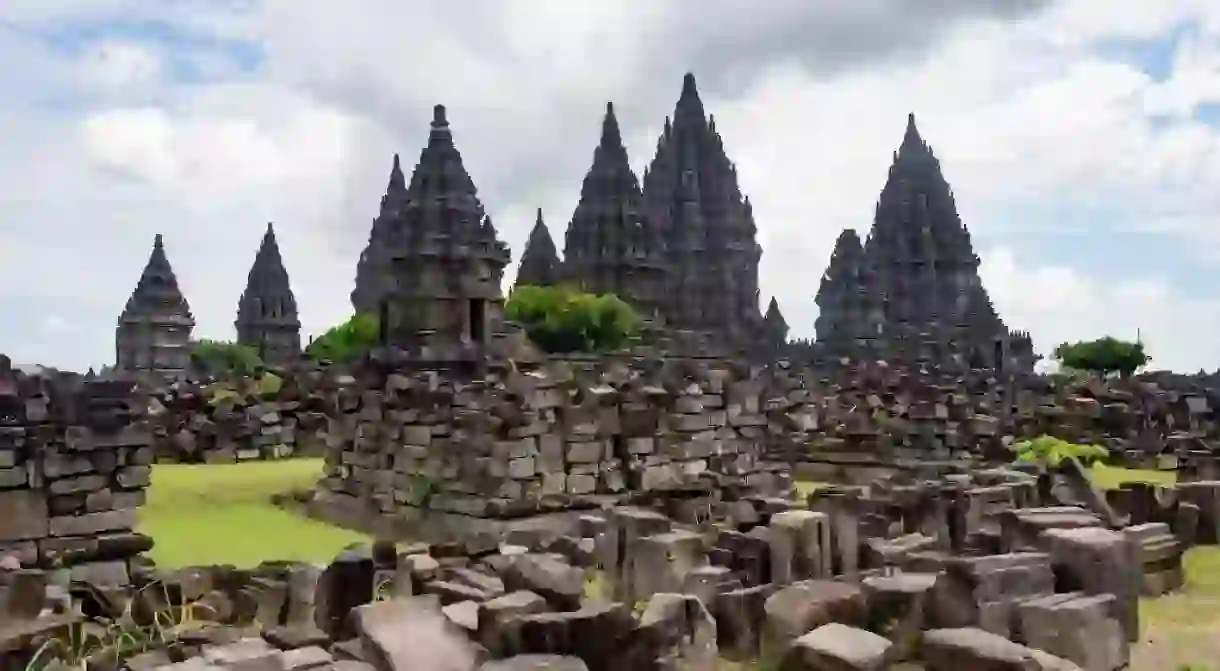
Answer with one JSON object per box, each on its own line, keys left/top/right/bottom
{"left": 0, "top": 356, "right": 153, "bottom": 588}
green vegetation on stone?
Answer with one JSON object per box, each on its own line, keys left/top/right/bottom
{"left": 189, "top": 339, "right": 263, "bottom": 376}
{"left": 505, "top": 285, "right": 641, "bottom": 354}
{"left": 305, "top": 312, "right": 380, "bottom": 363}
{"left": 137, "top": 459, "right": 369, "bottom": 568}
{"left": 1011, "top": 435, "right": 1109, "bottom": 470}
{"left": 1054, "top": 336, "right": 1150, "bottom": 377}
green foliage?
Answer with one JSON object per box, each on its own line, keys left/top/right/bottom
{"left": 505, "top": 285, "right": 641, "bottom": 354}
{"left": 1012, "top": 435, "right": 1109, "bottom": 469}
{"left": 304, "top": 313, "right": 380, "bottom": 362}
{"left": 1053, "top": 336, "right": 1150, "bottom": 377}
{"left": 190, "top": 339, "right": 263, "bottom": 376}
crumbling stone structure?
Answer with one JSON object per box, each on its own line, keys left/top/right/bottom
{"left": 115, "top": 234, "right": 194, "bottom": 378}
{"left": 0, "top": 355, "right": 153, "bottom": 588}
{"left": 351, "top": 105, "right": 512, "bottom": 351}
{"left": 514, "top": 209, "right": 562, "bottom": 289}
{"left": 562, "top": 103, "right": 667, "bottom": 315}
{"left": 235, "top": 222, "right": 302, "bottom": 366}
{"left": 642, "top": 74, "right": 766, "bottom": 349}
{"left": 814, "top": 115, "right": 1037, "bottom": 373}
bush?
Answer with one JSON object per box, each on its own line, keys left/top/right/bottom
{"left": 190, "top": 339, "right": 263, "bottom": 376}
{"left": 1053, "top": 337, "right": 1150, "bottom": 377}
{"left": 1012, "top": 435, "right": 1109, "bottom": 470}
{"left": 305, "top": 313, "right": 380, "bottom": 362}
{"left": 505, "top": 285, "right": 641, "bottom": 354}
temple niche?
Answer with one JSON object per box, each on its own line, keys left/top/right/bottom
{"left": 235, "top": 222, "right": 301, "bottom": 366}
{"left": 814, "top": 113, "right": 1036, "bottom": 373}
{"left": 350, "top": 105, "right": 512, "bottom": 351}
{"left": 115, "top": 234, "right": 195, "bottom": 377}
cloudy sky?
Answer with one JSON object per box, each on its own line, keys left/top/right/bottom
{"left": 3, "top": 1, "right": 1220, "bottom": 373}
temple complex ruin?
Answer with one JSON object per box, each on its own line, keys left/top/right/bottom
{"left": 515, "top": 209, "right": 561, "bottom": 289}
{"left": 813, "top": 114, "right": 1037, "bottom": 373}
{"left": 114, "top": 234, "right": 195, "bottom": 377}
{"left": 235, "top": 222, "right": 302, "bottom": 366}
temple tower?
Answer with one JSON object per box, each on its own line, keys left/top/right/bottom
{"left": 642, "top": 73, "right": 764, "bottom": 346}
{"left": 564, "top": 102, "right": 666, "bottom": 312}
{"left": 351, "top": 105, "right": 511, "bottom": 348}
{"left": 235, "top": 222, "right": 301, "bottom": 366}
{"left": 815, "top": 229, "right": 879, "bottom": 361}
{"left": 515, "top": 209, "right": 562, "bottom": 288}
{"left": 115, "top": 234, "right": 194, "bottom": 377}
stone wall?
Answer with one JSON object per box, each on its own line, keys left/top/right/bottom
{"left": 0, "top": 358, "right": 153, "bottom": 587}
{"left": 311, "top": 358, "right": 800, "bottom": 530}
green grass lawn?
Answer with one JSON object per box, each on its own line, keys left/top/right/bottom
{"left": 138, "top": 459, "right": 370, "bottom": 568}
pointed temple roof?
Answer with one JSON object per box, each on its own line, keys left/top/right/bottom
{"left": 764, "top": 296, "right": 788, "bottom": 330}
{"left": 815, "top": 229, "right": 866, "bottom": 305}
{"left": 642, "top": 72, "right": 762, "bottom": 341}
{"left": 236, "top": 222, "right": 300, "bottom": 328}
{"left": 517, "top": 209, "right": 562, "bottom": 288}
{"left": 351, "top": 104, "right": 510, "bottom": 315}
{"left": 119, "top": 234, "right": 193, "bottom": 325}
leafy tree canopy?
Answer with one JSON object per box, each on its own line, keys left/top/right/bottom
{"left": 1053, "top": 336, "right": 1150, "bottom": 377}
{"left": 190, "top": 339, "right": 263, "bottom": 376}
{"left": 505, "top": 285, "right": 641, "bottom": 354}
{"left": 304, "top": 313, "right": 380, "bottom": 363}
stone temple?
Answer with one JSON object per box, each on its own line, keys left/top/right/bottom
{"left": 235, "top": 222, "right": 301, "bottom": 366}
{"left": 813, "top": 113, "right": 1036, "bottom": 373}
{"left": 115, "top": 234, "right": 195, "bottom": 377}
{"left": 351, "top": 104, "right": 512, "bottom": 351}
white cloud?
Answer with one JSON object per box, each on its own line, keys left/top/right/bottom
{"left": 5, "top": 1, "right": 1220, "bottom": 373}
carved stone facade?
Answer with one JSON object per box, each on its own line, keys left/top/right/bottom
{"left": 562, "top": 103, "right": 667, "bottom": 315}
{"left": 235, "top": 223, "right": 301, "bottom": 366}
{"left": 515, "top": 209, "right": 561, "bottom": 288}
{"left": 642, "top": 74, "right": 766, "bottom": 347}
{"left": 814, "top": 114, "right": 1036, "bottom": 373}
{"left": 351, "top": 105, "right": 511, "bottom": 349}
{"left": 115, "top": 234, "right": 194, "bottom": 377}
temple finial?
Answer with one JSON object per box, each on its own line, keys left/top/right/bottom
{"left": 433, "top": 104, "right": 447, "bottom": 126}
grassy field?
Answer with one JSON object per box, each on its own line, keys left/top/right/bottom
{"left": 137, "top": 459, "right": 370, "bottom": 568}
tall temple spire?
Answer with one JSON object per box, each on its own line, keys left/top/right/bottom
{"left": 351, "top": 104, "right": 510, "bottom": 348}
{"left": 235, "top": 222, "right": 301, "bottom": 366}
{"left": 564, "top": 101, "right": 666, "bottom": 310}
{"left": 643, "top": 72, "right": 764, "bottom": 348}
{"left": 764, "top": 296, "right": 789, "bottom": 347}
{"left": 516, "top": 209, "right": 561, "bottom": 288}
{"left": 116, "top": 233, "right": 194, "bottom": 376}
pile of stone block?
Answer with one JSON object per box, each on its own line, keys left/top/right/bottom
{"left": 0, "top": 357, "right": 153, "bottom": 588}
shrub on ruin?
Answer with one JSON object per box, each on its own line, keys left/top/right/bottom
{"left": 189, "top": 339, "right": 263, "bottom": 376}
{"left": 1053, "top": 337, "right": 1150, "bottom": 377}
{"left": 304, "top": 313, "right": 380, "bottom": 362}
{"left": 1012, "top": 435, "right": 1109, "bottom": 470}
{"left": 505, "top": 285, "right": 641, "bottom": 354}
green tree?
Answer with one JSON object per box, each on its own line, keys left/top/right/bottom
{"left": 305, "top": 313, "right": 380, "bottom": 362}
{"left": 505, "top": 285, "right": 641, "bottom": 354}
{"left": 1053, "top": 336, "right": 1150, "bottom": 377}
{"left": 190, "top": 339, "right": 263, "bottom": 376}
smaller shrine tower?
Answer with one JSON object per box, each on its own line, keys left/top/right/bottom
{"left": 115, "top": 234, "right": 194, "bottom": 377}
{"left": 235, "top": 222, "right": 301, "bottom": 366}
{"left": 515, "top": 209, "right": 562, "bottom": 288}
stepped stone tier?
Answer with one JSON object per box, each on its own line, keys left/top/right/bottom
{"left": 115, "top": 234, "right": 194, "bottom": 377}
{"left": 235, "top": 222, "right": 302, "bottom": 366}
{"left": 350, "top": 105, "right": 512, "bottom": 352}
{"left": 514, "top": 209, "right": 561, "bottom": 288}
{"left": 641, "top": 74, "right": 767, "bottom": 349}
{"left": 562, "top": 102, "right": 667, "bottom": 315}
{"left": 813, "top": 114, "right": 1037, "bottom": 373}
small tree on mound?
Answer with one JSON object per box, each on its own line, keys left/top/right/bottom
{"left": 1053, "top": 336, "right": 1150, "bottom": 377}
{"left": 305, "top": 313, "right": 380, "bottom": 363}
{"left": 505, "top": 285, "right": 641, "bottom": 354}
{"left": 190, "top": 339, "right": 263, "bottom": 376}
{"left": 1012, "top": 435, "right": 1109, "bottom": 470}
